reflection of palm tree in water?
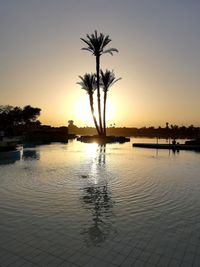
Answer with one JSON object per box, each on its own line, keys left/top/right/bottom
{"left": 82, "top": 186, "right": 114, "bottom": 245}
{"left": 81, "top": 145, "right": 116, "bottom": 246}
{"left": 97, "top": 144, "right": 106, "bottom": 165}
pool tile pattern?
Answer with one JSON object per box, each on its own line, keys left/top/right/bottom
{"left": 1, "top": 222, "right": 200, "bottom": 267}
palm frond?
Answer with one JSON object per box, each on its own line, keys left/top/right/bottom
{"left": 77, "top": 73, "right": 97, "bottom": 94}
{"left": 81, "top": 47, "right": 94, "bottom": 54}
{"left": 100, "top": 69, "right": 121, "bottom": 92}
{"left": 102, "top": 48, "right": 119, "bottom": 55}
{"left": 80, "top": 38, "right": 94, "bottom": 52}
{"left": 80, "top": 38, "right": 91, "bottom": 47}
{"left": 101, "top": 35, "right": 111, "bottom": 50}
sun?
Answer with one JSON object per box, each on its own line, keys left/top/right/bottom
{"left": 75, "top": 95, "right": 93, "bottom": 126}
{"left": 75, "top": 95, "right": 115, "bottom": 126}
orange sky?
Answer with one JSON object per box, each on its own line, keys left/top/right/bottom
{"left": 1, "top": 1, "right": 200, "bottom": 127}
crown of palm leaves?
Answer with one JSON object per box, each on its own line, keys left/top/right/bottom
{"left": 100, "top": 69, "right": 121, "bottom": 92}
{"left": 77, "top": 73, "right": 97, "bottom": 94}
{"left": 81, "top": 30, "right": 118, "bottom": 56}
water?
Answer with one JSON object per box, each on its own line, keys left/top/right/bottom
{"left": 0, "top": 138, "right": 200, "bottom": 266}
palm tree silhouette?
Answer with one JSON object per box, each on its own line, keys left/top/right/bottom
{"left": 77, "top": 73, "right": 101, "bottom": 135}
{"left": 81, "top": 31, "right": 118, "bottom": 136}
{"left": 100, "top": 69, "right": 121, "bottom": 136}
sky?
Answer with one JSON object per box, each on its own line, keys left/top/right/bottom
{"left": 0, "top": 0, "right": 200, "bottom": 127}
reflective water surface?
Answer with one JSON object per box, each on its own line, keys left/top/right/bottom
{"left": 0, "top": 138, "right": 200, "bottom": 266}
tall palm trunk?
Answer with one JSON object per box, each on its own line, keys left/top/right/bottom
{"left": 96, "top": 55, "right": 103, "bottom": 135}
{"left": 103, "top": 91, "right": 107, "bottom": 136}
{"left": 89, "top": 94, "right": 101, "bottom": 135}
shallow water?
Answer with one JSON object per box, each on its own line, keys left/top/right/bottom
{"left": 0, "top": 138, "right": 200, "bottom": 266}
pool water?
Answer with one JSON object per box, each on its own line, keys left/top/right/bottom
{"left": 0, "top": 138, "right": 200, "bottom": 266}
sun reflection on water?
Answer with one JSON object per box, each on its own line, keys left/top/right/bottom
{"left": 85, "top": 143, "right": 99, "bottom": 157}
{"left": 84, "top": 143, "right": 107, "bottom": 185}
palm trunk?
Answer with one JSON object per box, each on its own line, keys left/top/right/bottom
{"left": 89, "top": 94, "right": 100, "bottom": 135}
{"left": 96, "top": 55, "right": 103, "bottom": 135}
{"left": 103, "top": 91, "right": 107, "bottom": 136}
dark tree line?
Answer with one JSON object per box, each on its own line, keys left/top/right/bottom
{"left": 68, "top": 123, "right": 200, "bottom": 139}
{"left": 0, "top": 105, "right": 41, "bottom": 135}
{"left": 130, "top": 125, "right": 200, "bottom": 139}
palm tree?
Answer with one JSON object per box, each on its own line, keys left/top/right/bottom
{"left": 77, "top": 73, "right": 101, "bottom": 135}
{"left": 81, "top": 30, "right": 118, "bottom": 135}
{"left": 100, "top": 69, "right": 121, "bottom": 136}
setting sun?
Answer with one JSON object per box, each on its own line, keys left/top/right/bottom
{"left": 75, "top": 95, "right": 115, "bottom": 126}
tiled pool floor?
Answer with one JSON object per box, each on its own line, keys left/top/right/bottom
{"left": 1, "top": 223, "right": 200, "bottom": 267}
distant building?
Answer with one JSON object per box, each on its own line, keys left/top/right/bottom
{"left": 68, "top": 120, "right": 78, "bottom": 134}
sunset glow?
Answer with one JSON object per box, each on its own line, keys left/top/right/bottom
{"left": 1, "top": 1, "right": 200, "bottom": 127}
{"left": 75, "top": 95, "right": 115, "bottom": 127}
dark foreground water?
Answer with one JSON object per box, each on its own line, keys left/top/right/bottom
{"left": 0, "top": 138, "right": 200, "bottom": 267}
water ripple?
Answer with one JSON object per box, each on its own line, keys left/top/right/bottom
{"left": 0, "top": 140, "right": 200, "bottom": 243}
